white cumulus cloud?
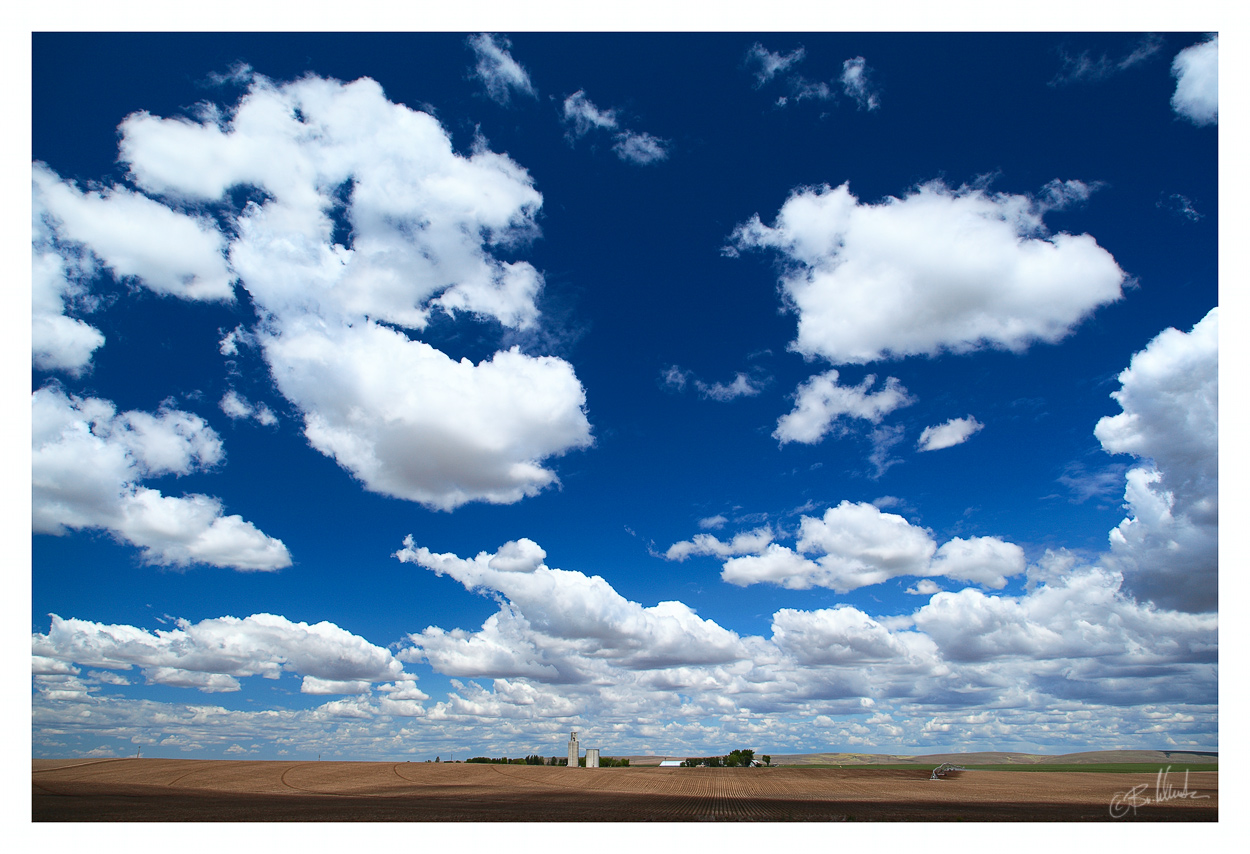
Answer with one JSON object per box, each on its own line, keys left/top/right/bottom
{"left": 33, "top": 162, "right": 234, "bottom": 302}
{"left": 301, "top": 677, "right": 374, "bottom": 695}
{"left": 382, "top": 539, "right": 1210, "bottom": 752}
{"left": 32, "top": 386, "right": 291, "bottom": 570}
{"left": 33, "top": 547, "right": 1216, "bottom": 758}
{"left": 396, "top": 537, "right": 749, "bottom": 672}
{"left": 771, "top": 606, "right": 915, "bottom": 665}
{"left": 1094, "top": 308, "right": 1217, "bottom": 611}
{"left": 31, "top": 194, "right": 105, "bottom": 375}
{"left": 714, "top": 501, "right": 1023, "bottom": 592}
{"left": 1171, "top": 35, "right": 1217, "bottom": 126}
{"left": 911, "top": 555, "right": 1215, "bottom": 668}
{"left": 32, "top": 613, "right": 409, "bottom": 692}
{"left": 928, "top": 537, "right": 1023, "bottom": 589}
{"left": 917, "top": 416, "right": 983, "bottom": 451}
{"left": 774, "top": 370, "right": 913, "bottom": 444}
{"left": 665, "top": 527, "right": 774, "bottom": 561}
{"left": 266, "top": 326, "right": 591, "bottom": 510}
{"left": 730, "top": 179, "right": 1126, "bottom": 365}
{"left": 109, "top": 71, "right": 592, "bottom": 511}
{"left": 31, "top": 270, "right": 104, "bottom": 374}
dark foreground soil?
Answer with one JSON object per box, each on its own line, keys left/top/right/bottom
{"left": 32, "top": 759, "right": 1218, "bottom": 822}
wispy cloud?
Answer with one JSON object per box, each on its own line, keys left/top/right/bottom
{"left": 561, "top": 89, "right": 618, "bottom": 138}
{"left": 1056, "top": 460, "right": 1129, "bottom": 504}
{"left": 747, "top": 43, "right": 882, "bottom": 111}
{"left": 662, "top": 366, "right": 767, "bottom": 401}
{"left": 1049, "top": 34, "right": 1164, "bottom": 86}
{"left": 745, "top": 42, "right": 806, "bottom": 87}
{"left": 1158, "top": 193, "right": 1204, "bottom": 221}
{"left": 788, "top": 76, "right": 835, "bottom": 103}
{"left": 612, "top": 130, "right": 669, "bottom": 165}
{"left": 840, "top": 57, "right": 881, "bottom": 110}
{"left": 205, "top": 61, "right": 254, "bottom": 88}
{"left": 868, "top": 424, "right": 907, "bottom": 480}
{"left": 467, "top": 33, "right": 537, "bottom": 105}
{"left": 561, "top": 90, "right": 670, "bottom": 165}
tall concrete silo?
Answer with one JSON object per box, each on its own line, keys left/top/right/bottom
{"left": 567, "top": 731, "right": 579, "bottom": 767}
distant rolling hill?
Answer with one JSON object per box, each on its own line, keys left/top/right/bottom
{"left": 768, "top": 749, "right": 1217, "bottom": 766}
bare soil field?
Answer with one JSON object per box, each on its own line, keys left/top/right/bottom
{"left": 32, "top": 758, "right": 1217, "bottom": 821}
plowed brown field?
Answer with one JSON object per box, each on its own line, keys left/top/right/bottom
{"left": 31, "top": 758, "right": 1217, "bottom": 822}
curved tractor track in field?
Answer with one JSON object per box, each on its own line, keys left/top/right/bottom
{"left": 280, "top": 763, "right": 331, "bottom": 796}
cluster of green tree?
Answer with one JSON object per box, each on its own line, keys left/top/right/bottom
{"left": 579, "top": 756, "right": 630, "bottom": 767}
{"left": 465, "top": 755, "right": 557, "bottom": 765}
{"left": 679, "top": 749, "right": 770, "bottom": 767}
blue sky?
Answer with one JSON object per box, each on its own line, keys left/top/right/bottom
{"left": 28, "top": 28, "right": 1221, "bottom": 762}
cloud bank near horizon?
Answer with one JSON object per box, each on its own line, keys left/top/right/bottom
{"left": 34, "top": 532, "right": 1216, "bottom": 757}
